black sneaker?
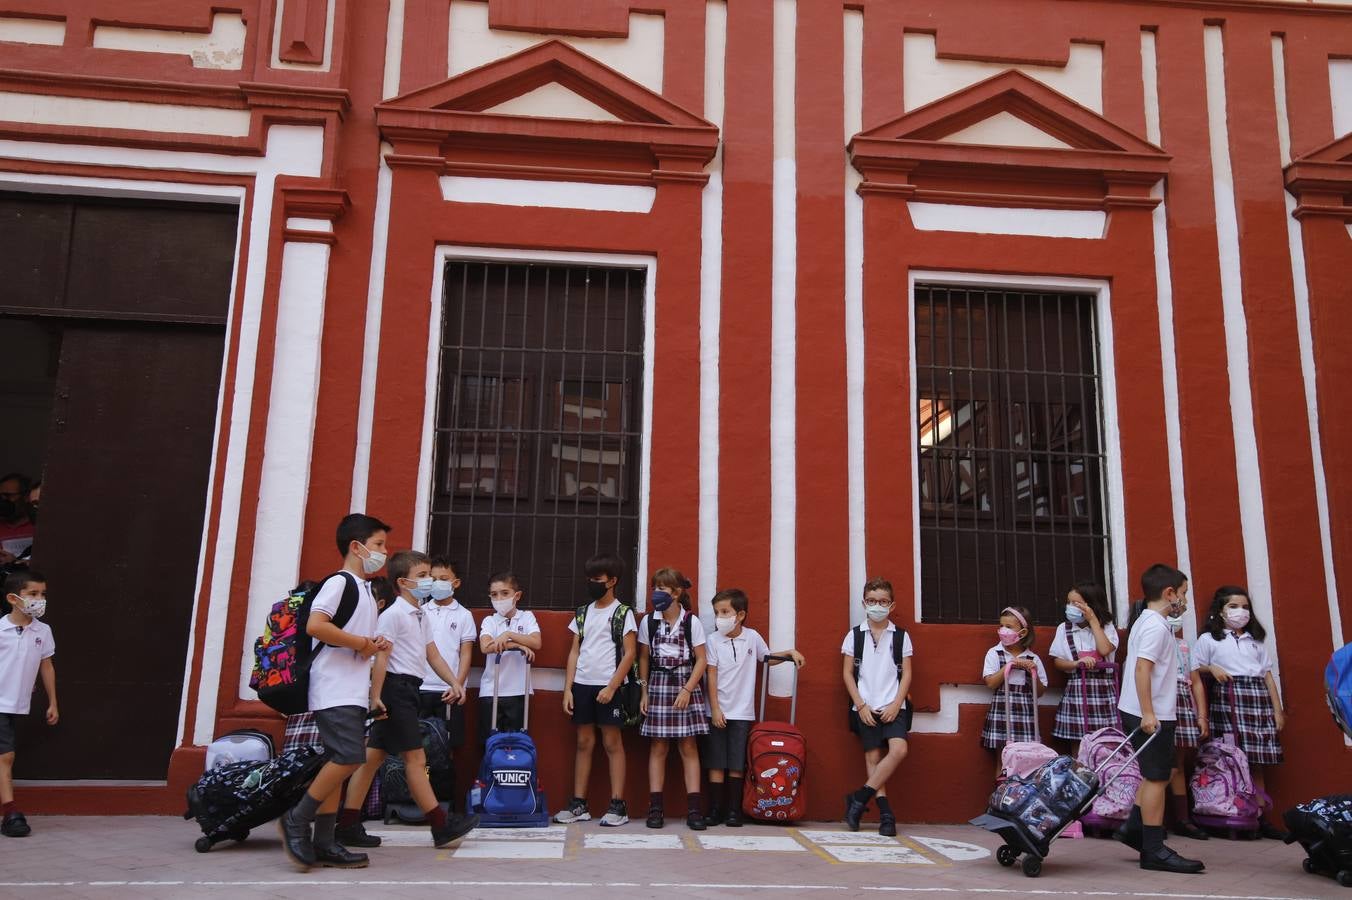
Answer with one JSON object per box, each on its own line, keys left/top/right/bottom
{"left": 1, "top": 812, "right": 31, "bottom": 838}
{"left": 1140, "top": 845, "right": 1204, "bottom": 874}
{"left": 646, "top": 808, "right": 665, "bottom": 829}
{"left": 277, "top": 811, "right": 315, "bottom": 870}
{"left": 335, "top": 822, "right": 382, "bottom": 848}
{"left": 1114, "top": 819, "right": 1144, "bottom": 852}
{"left": 705, "top": 807, "right": 726, "bottom": 827}
{"left": 879, "top": 812, "right": 897, "bottom": 837}
{"left": 433, "top": 813, "right": 480, "bottom": 848}
{"left": 844, "top": 794, "right": 868, "bottom": 832}
{"left": 687, "top": 811, "right": 707, "bottom": 831}
{"left": 314, "top": 843, "right": 369, "bottom": 868}
{"left": 724, "top": 807, "right": 743, "bottom": 828}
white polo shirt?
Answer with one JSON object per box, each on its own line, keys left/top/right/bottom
{"left": 638, "top": 609, "right": 707, "bottom": 666}
{"left": 840, "top": 623, "right": 914, "bottom": 711}
{"left": 1048, "top": 621, "right": 1120, "bottom": 662}
{"left": 982, "top": 646, "right": 1049, "bottom": 688}
{"left": 479, "top": 609, "right": 540, "bottom": 697}
{"left": 1118, "top": 607, "right": 1179, "bottom": 720}
{"left": 307, "top": 572, "right": 380, "bottom": 712}
{"left": 568, "top": 601, "right": 637, "bottom": 686}
{"left": 376, "top": 598, "right": 433, "bottom": 677}
{"left": 422, "top": 599, "right": 476, "bottom": 692}
{"left": 0, "top": 615, "right": 54, "bottom": 714}
{"left": 1191, "top": 630, "right": 1273, "bottom": 678}
{"left": 707, "top": 626, "right": 770, "bottom": 721}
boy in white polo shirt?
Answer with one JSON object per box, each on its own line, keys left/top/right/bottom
{"left": 418, "top": 558, "right": 473, "bottom": 787}
{"left": 1116, "top": 563, "right": 1205, "bottom": 875}
{"left": 477, "top": 572, "right": 542, "bottom": 745}
{"left": 0, "top": 570, "right": 57, "bottom": 838}
{"left": 703, "top": 588, "right": 803, "bottom": 827}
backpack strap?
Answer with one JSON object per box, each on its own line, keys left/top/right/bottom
{"left": 646, "top": 611, "right": 696, "bottom": 662}
{"left": 609, "top": 603, "right": 630, "bottom": 670}
{"left": 852, "top": 627, "right": 865, "bottom": 674}
{"left": 575, "top": 603, "right": 589, "bottom": 640}
{"left": 308, "top": 571, "right": 361, "bottom": 650}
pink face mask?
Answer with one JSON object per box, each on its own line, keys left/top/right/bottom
{"left": 997, "top": 626, "right": 1022, "bottom": 646}
{"left": 1224, "top": 607, "right": 1251, "bottom": 629}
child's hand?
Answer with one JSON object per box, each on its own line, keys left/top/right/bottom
{"left": 491, "top": 635, "right": 512, "bottom": 654}
{"left": 788, "top": 650, "right": 806, "bottom": 668}
{"left": 712, "top": 708, "right": 727, "bottom": 728}
{"left": 563, "top": 689, "right": 574, "bottom": 715}
{"left": 1198, "top": 718, "right": 1210, "bottom": 740}
{"left": 857, "top": 706, "right": 877, "bottom": 728}
{"left": 1140, "top": 712, "right": 1159, "bottom": 734}
{"left": 673, "top": 687, "right": 692, "bottom": 710}
{"left": 456, "top": 684, "right": 469, "bottom": 706}
{"left": 45, "top": 704, "right": 58, "bottom": 725}
{"left": 1208, "top": 664, "right": 1232, "bottom": 683}
{"left": 1016, "top": 658, "right": 1037, "bottom": 671}
{"left": 597, "top": 685, "right": 615, "bottom": 704}
{"left": 1275, "top": 709, "right": 1286, "bottom": 731}
{"left": 1080, "top": 657, "right": 1098, "bottom": 670}
{"left": 440, "top": 684, "right": 461, "bottom": 704}
{"left": 639, "top": 691, "right": 649, "bottom": 717}
{"left": 879, "top": 699, "right": 902, "bottom": 723}
{"left": 369, "top": 699, "right": 388, "bottom": 720}
{"left": 521, "top": 646, "right": 536, "bottom": 663}
{"left": 1073, "top": 596, "right": 1098, "bottom": 626}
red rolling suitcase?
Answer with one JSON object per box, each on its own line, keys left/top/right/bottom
{"left": 742, "top": 654, "right": 805, "bottom": 823}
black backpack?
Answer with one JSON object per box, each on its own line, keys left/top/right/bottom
{"left": 254, "top": 572, "right": 361, "bottom": 715}
{"left": 849, "top": 625, "right": 914, "bottom": 729}
{"left": 576, "top": 600, "right": 641, "bottom": 727}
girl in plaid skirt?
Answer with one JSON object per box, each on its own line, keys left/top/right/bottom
{"left": 981, "top": 606, "right": 1048, "bottom": 774}
{"left": 1165, "top": 611, "right": 1210, "bottom": 840}
{"left": 638, "top": 568, "right": 710, "bottom": 830}
{"left": 1194, "top": 585, "right": 1286, "bottom": 839}
{"left": 1050, "top": 582, "right": 1121, "bottom": 743}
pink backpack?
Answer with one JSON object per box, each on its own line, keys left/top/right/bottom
{"left": 999, "top": 660, "right": 1056, "bottom": 778}
{"left": 1076, "top": 727, "right": 1140, "bottom": 820}
{"left": 1190, "top": 735, "right": 1261, "bottom": 819}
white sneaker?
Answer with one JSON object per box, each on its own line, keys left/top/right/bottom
{"left": 599, "top": 801, "right": 629, "bottom": 827}
{"left": 553, "top": 799, "right": 591, "bottom": 824}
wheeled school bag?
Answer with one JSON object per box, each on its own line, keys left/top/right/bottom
{"left": 1190, "top": 681, "right": 1268, "bottom": 838}
{"left": 971, "top": 729, "right": 1158, "bottom": 878}
{"left": 250, "top": 574, "right": 361, "bottom": 715}
{"left": 206, "top": 729, "right": 274, "bottom": 771}
{"left": 995, "top": 659, "right": 1056, "bottom": 780}
{"left": 1075, "top": 726, "right": 1142, "bottom": 835}
{"left": 184, "top": 745, "right": 325, "bottom": 853}
{"left": 1326, "top": 643, "right": 1352, "bottom": 740}
{"left": 1284, "top": 794, "right": 1352, "bottom": 886}
{"left": 743, "top": 654, "right": 807, "bottom": 823}
{"left": 381, "top": 716, "right": 455, "bottom": 824}
{"left": 466, "top": 649, "right": 550, "bottom": 827}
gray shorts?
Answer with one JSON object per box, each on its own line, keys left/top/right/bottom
{"left": 313, "top": 705, "right": 368, "bottom": 765}
{"left": 0, "top": 713, "right": 15, "bottom": 755}
{"left": 701, "top": 718, "right": 753, "bottom": 772}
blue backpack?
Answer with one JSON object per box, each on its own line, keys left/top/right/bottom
{"left": 1326, "top": 644, "right": 1352, "bottom": 740}
{"left": 467, "top": 650, "right": 549, "bottom": 826}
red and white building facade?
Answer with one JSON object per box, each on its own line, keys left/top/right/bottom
{"left": 5, "top": 0, "right": 1352, "bottom": 819}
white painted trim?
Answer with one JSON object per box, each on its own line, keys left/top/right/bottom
{"left": 92, "top": 12, "right": 245, "bottom": 71}
{"left": 907, "top": 203, "right": 1106, "bottom": 240}
{"left": 768, "top": 0, "right": 797, "bottom": 696}
{"left": 1332, "top": 58, "right": 1352, "bottom": 139}
{"left": 843, "top": 7, "right": 866, "bottom": 625}
{"left": 697, "top": 0, "right": 727, "bottom": 626}
{"left": 410, "top": 247, "right": 656, "bottom": 609}
{"left": 908, "top": 272, "right": 1129, "bottom": 615}
{"left": 1141, "top": 30, "right": 1162, "bottom": 148}
{"left": 350, "top": 145, "right": 394, "bottom": 513}
{"left": 910, "top": 684, "right": 1063, "bottom": 734}
{"left": 383, "top": 0, "right": 406, "bottom": 100}
{"left": 1271, "top": 37, "right": 1292, "bottom": 168}
{"left": 439, "top": 176, "right": 655, "bottom": 213}
{"left": 1204, "top": 25, "right": 1280, "bottom": 678}
{"left": 0, "top": 92, "right": 252, "bottom": 137}
{"left": 285, "top": 216, "right": 332, "bottom": 232}
{"left": 270, "top": 0, "right": 337, "bottom": 72}
{"left": 0, "top": 17, "right": 64, "bottom": 46}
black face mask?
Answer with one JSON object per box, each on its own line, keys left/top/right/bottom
{"left": 585, "top": 580, "right": 609, "bottom": 601}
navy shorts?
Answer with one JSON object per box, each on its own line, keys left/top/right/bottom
{"left": 849, "top": 709, "right": 909, "bottom": 752}
{"left": 1120, "top": 711, "right": 1176, "bottom": 782}
{"left": 418, "top": 691, "right": 467, "bottom": 748}
{"left": 370, "top": 674, "right": 424, "bottom": 755}
{"left": 0, "top": 713, "right": 16, "bottom": 755}
{"left": 313, "top": 705, "right": 367, "bottom": 765}
{"left": 701, "top": 718, "right": 753, "bottom": 772}
{"left": 571, "top": 683, "right": 626, "bottom": 727}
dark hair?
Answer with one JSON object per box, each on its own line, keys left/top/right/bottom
{"left": 371, "top": 574, "right": 397, "bottom": 611}
{"left": 335, "top": 513, "right": 391, "bottom": 557}
{"left": 1001, "top": 605, "right": 1036, "bottom": 651}
{"left": 1069, "top": 581, "right": 1114, "bottom": 625}
{"left": 0, "top": 473, "right": 33, "bottom": 492}
{"left": 4, "top": 569, "right": 43, "bottom": 598}
{"left": 1204, "top": 585, "right": 1267, "bottom": 642}
{"left": 489, "top": 571, "right": 521, "bottom": 592}
{"left": 585, "top": 552, "right": 627, "bottom": 583}
{"left": 863, "top": 577, "right": 894, "bottom": 600}
{"left": 428, "top": 556, "right": 458, "bottom": 577}
{"left": 1140, "top": 563, "right": 1188, "bottom": 602}
{"left": 1125, "top": 598, "right": 1147, "bottom": 632}
{"left": 712, "top": 588, "right": 749, "bottom": 616}
{"left": 388, "top": 550, "right": 430, "bottom": 585}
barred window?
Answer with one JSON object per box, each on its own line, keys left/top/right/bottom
{"left": 429, "top": 261, "right": 645, "bottom": 610}
{"left": 916, "top": 285, "right": 1111, "bottom": 624}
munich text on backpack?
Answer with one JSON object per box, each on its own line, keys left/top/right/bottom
{"left": 466, "top": 648, "right": 549, "bottom": 827}
{"left": 1075, "top": 726, "right": 1142, "bottom": 834}
{"left": 1326, "top": 643, "right": 1352, "bottom": 740}
{"left": 576, "top": 600, "right": 640, "bottom": 727}
{"left": 743, "top": 654, "right": 807, "bottom": 823}
{"left": 250, "top": 573, "right": 360, "bottom": 715}
{"left": 184, "top": 745, "right": 325, "bottom": 853}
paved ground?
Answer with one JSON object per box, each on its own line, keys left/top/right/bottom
{"left": 1, "top": 815, "right": 1336, "bottom": 899}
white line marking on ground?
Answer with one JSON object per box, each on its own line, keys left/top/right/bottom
{"left": 697, "top": 834, "right": 806, "bottom": 852}
{"left": 823, "top": 845, "right": 935, "bottom": 865}
{"left": 908, "top": 835, "right": 992, "bottom": 861}
{"left": 583, "top": 833, "right": 684, "bottom": 850}
{"left": 799, "top": 829, "right": 902, "bottom": 845}
{"left": 453, "top": 840, "right": 566, "bottom": 859}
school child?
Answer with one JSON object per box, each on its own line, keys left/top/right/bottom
{"left": 557, "top": 553, "right": 637, "bottom": 827}
{"left": 0, "top": 570, "right": 56, "bottom": 838}
{"left": 704, "top": 588, "right": 804, "bottom": 827}
{"left": 1193, "top": 585, "right": 1287, "bottom": 840}
{"left": 981, "top": 606, "right": 1048, "bottom": 775}
{"left": 334, "top": 551, "right": 478, "bottom": 849}
{"left": 638, "top": 568, "right": 709, "bottom": 830}
{"left": 1115, "top": 564, "right": 1204, "bottom": 874}
{"left": 1163, "top": 605, "right": 1209, "bottom": 840}
{"left": 477, "top": 572, "right": 541, "bottom": 745}
{"left": 418, "top": 558, "right": 472, "bottom": 790}
{"left": 1050, "top": 582, "right": 1120, "bottom": 744}
{"left": 279, "top": 514, "right": 393, "bottom": 872}
{"left": 841, "top": 578, "right": 912, "bottom": 835}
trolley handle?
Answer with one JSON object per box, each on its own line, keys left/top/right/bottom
{"left": 1093, "top": 727, "right": 1161, "bottom": 791}
{"left": 491, "top": 647, "right": 532, "bottom": 732}
{"left": 758, "top": 654, "right": 800, "bottom": 724}
{"left": 1002, "top": 656, "right": 1041, "bottom": 743}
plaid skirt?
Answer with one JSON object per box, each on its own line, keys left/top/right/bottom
{"left": 1175, "top": 680, "right": 1202, "bottom": 748}
{"left": 641, "top": 667, "right": 710, "bottom": 738}
{"left": 1208, "top": 675, "right": 1283, "bottom": 765}
{"left": 282, "top": 712, "right": 324, "bottom": 752}
{"left": 1052, "top": 667, "right": 1121, "bottom": 740}
{"left": 981, "top": 682, "right": 1037, "bottom": 749}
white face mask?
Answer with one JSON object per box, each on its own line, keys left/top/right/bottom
{"left": 1165, "top": 615, "right": 1184, "bottom": 631}
{"left": 16, "top": 596, "right": 45, "bottom": 619}
{"left": 492, "top": 596, "right": 516, "bottom": 617}
{"left": 358, "top": 543, "right": 386, "bottom": 575}
{"left": 1224, "top": 607, "right": 1250, "bottom": 629}
{"left": 430, "top": 580, "right": 455, "bottom": 602}
{"left": 714, "top": 615, "right": 737, "bottom": 634}
{"left": 865, "top": 604, "right": 890, "bottom": 623}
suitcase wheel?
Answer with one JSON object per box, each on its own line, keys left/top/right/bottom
{"left": 996, "top": 845, "right": 1019, "bottom": 867}
{"left": 1021, "top": 856, "right": 1042, "bottom": 878}
{"left": 194, "top": 836, "right": 213, "bottom": 854}
{"left": 1303, "top": 858, "right": 1315, "bottom": 875}
{"left": 1337, "top": 869, "right": 1352, "bottom": 888}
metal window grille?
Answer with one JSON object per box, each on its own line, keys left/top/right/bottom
{"left": 429, "top": 261, "right": 645, "bottom": 610}
{"left": 915, "top": 285, "right": 1112, "bottom": 624}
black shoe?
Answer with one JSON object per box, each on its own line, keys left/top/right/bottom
{"left": 278, "top": 813, "right": 316, "bottom": 870}
{"left": 879, "top": 812, "right": 897, "bottom": 837}
{"left": 1140, "top": 845, "right": 1204, "bottom": 873}
{"left": 335, "top": 822, "right": 382, "bottom": 848}
{"left": 432, "top": 813, "right": 480, "bottom": 848}
{"left": 1259, "top": 822, "right": 1289, "bottom": 841}
{"left": 1114, "top": 820, "right": 1144, "bottom": 852}
{"left": 844, "top": 794, "right": 867, "bottom": 832}
{"left": 1, "top": 812, "right": 30, "bottom": 838}
{"left": 314, "top": 843, "right": 369, "bottom": 868}
{"left": 724, "top": 807, "right": 743, "bottom": 828}
{"left": 705, "top": 807, "right": 726, "bottom": 827}
{"left": 1173, "top": 819, "right": 1210, "bottom": 840}
{"left": 687, "top": 812, "right": 707, "bottom": 831}
{"left": 646, "top": 808, "right": 664, "bottom": 829}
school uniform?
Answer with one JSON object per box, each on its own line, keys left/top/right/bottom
{"left": 567, "top": 600, "right": 637, "bottom": 726}
{"left": 639, "top": 609, "right": 710, "bottom": 738}
{"left": 307, "top": 572, "right": 380, "bottom": 765}
{"left": 981, "top": 645, "right": 1048, "bottom": 748}
{"left": 841, "top": 623, "right": 914, "bottom": 751}
{"left": 1117, "top": 607, "right": 1178, "bottom": 781}
{"left": 0, "top": 614, "right": 54, "bottom": 755}
{"left": 477, "top": 609, "right": 540, "bottom": 744}
{"left": 1192, "top": 630, "right": 1283, "bottom": 765}
{"left": 1172, "top": 632, "right": 1202, "bottom": 748}
{"left": 370, "top": 598, "right": 434, "bottom": 755}
{"left": 702, "top": 627, "right": 770, "bottom": 770}
{"left": 420, "top": 599, "right": 476, "bottom": 745}
{"left": 1049, "top": 621, "right": 1121, "bottom": 740}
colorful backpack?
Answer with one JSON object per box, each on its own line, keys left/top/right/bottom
{"left": 250, "top": 573, "right": 360, "bottom": 715}
{"left": 1326, "top": 643, "right": 1352, "bottom": 740}
{"left": 1076, "top": 726, "right": 1141, "bottom": 821}
{"left": 1190, "top": 735, "right": 1262, "bottom": 819}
